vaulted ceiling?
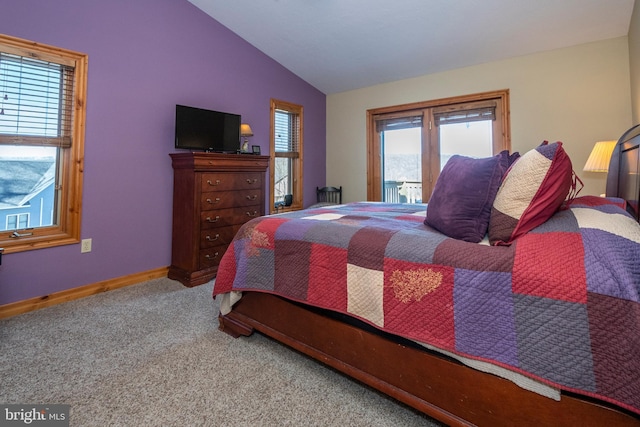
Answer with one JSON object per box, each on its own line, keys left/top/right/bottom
{"left": 190, "top": 0, "right": 635, "bottom": 95}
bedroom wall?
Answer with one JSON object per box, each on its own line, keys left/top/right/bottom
{"left": 327, "top": 37, "right": 632, "bottom": 201}
{"left": 0, "top": 0, "right": 326, "bottom": 306}
{"left": 629, "top": 0, "right": 640, "bottom": 123}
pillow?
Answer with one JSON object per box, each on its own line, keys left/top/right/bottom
{"left": 424, "top": 150, "right": 516, "bottom": 243}
{"left": 488, "top": 141, "right": 573, "bottom": 245}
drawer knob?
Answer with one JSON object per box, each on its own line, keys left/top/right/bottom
{"left": 206, "top": 234, "right": 220, "bottom": 241}
{"left": 246, "top": 210, "right": 259, "bottom": 217}
{"left": 205, "top": 215, "right": 220, "bottom": 223}
{"left": 207, "top": 179, "right": 221, "bottom": 186}
{"left": 246, "top": 194, "right": 258, "bottom": 200}
{"left": 206, "top": 197, "right": 221, "bottom": 204}
{"left": 246, "top": 178, "right": 258, "bottom": 184}
{"left": 205, "top": 252, "right": 219, "bottom": 260}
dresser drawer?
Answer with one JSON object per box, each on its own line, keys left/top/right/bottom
{"left": 200, "top": 225, "right": 242, "bottom": 249}
{"left": 200, "top": 206, "right": 261, "bottom": 229}
{"left": 201, "top": 173, "right": 262, "bottom": 192}
{"left": 200, "top": 189, "right": 262, "bottom": 210}
{"left": 199, "top": 245, "right": 227, "bottom": 269}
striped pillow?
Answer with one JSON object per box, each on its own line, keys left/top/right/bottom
{"left": 488, "top": 141, "right": 573, "bottom": 245}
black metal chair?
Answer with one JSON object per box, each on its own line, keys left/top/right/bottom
{"left": 316, "top": 186, "right": 342, "bottom": 204}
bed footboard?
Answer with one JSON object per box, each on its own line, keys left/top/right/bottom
{"left": 218, "top": 292, "right": 639, "bottom": 427}
{"left": 218, "top": 310, "right": 255, "bottom": 338}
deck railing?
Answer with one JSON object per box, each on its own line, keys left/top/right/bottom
{"left": 383, "top": 180, "right": 422, "bottom": 203}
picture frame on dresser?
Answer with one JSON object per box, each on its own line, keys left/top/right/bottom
{"left": 168, "top": 152, "right": 269, "bottom": 287}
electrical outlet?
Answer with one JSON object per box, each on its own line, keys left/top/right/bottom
{"left": 81, "top": 238, "right": 92, "bottom": 253}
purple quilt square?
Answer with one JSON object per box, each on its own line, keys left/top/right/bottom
{"left": 513, "top": 294, "right": 595, "bottom": 391}
{"left": 274, "top": 218, "right": 318, "bottom": 241}
{"left": 385, "top": 228, "right": 448, "bottom": 264}
{"left": 588, "top": 292, "right": 640, "bottom": 408}
{"left": 302, "top": 221, "right": 361, "bottom": 249}
{"left": 581, "top": 228, "right": 640, "bottom": 301}
{"left": 234, "top": 240, "right": 275, "bottom": 292}
{"left": 528, "top": 208, "right": 579, "bottom": 234}
{"left": 454, "top": 270, "right": 517, "bottom": 365}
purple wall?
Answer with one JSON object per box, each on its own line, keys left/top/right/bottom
{"left": 0, "top": 0, "right": 326, "bottom": 305}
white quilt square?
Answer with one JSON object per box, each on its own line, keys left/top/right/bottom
{"left": 347, "top": 263, "right": 384, "bottom": 327}
{"left": 572, "top": 208, "right": 640, "bottom": 243}
{"left": 301, "top": 213, "right": 345, "bottom": 221}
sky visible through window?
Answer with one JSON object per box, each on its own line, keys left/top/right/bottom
{"left": 383, "top": 120, "right": 493, "bottom": 182}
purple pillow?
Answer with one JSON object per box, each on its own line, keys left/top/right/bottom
{"left": 424, "top": 151, "right": 517, "bottom": 242}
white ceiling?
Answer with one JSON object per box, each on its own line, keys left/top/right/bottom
{"left": 189, "top": 0, "right": 635, "bottom": 95}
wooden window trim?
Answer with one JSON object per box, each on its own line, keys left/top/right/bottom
{"left": 0, "top": 34, "right": 87, "bottom": 254}
{"left": 269, "top": 99, "right": 304, "bottom": 213}
{"left": 366, "top": 89, "right": 510, "bottom": 201}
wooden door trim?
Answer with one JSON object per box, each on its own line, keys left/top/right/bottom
{"left": 366, "top": 89, "right": 510, "bottom": 201}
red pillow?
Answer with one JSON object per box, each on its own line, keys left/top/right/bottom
{"left": 488, "top": 141, "right": 573, "bottom": 245}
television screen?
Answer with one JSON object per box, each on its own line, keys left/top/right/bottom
{"left": 174, "top": 105, "right": 240, "bottom": 153}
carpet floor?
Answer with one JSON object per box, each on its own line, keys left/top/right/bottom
{"left": 0, "top": 278, "right": 442, "bottom": 426}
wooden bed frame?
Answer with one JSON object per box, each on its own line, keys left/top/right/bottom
{"left": 217, "top": 127, "right": 640, "bottom": 427}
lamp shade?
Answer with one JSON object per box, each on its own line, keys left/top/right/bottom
{"left": 583, "top": 140, "right": 617, "bottom": 172}
{"left": 240, "top": 123, "right": 253, "bottom": 137}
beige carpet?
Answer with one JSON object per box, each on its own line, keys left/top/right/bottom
{"left": 0, "top": 278, "right": 442, "bottom": 426}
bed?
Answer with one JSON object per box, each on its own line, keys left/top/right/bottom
{"left": 213, "top": 125, "right": 640, "bottom": 426}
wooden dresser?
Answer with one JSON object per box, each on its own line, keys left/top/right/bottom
{"left": 169, "top": 152, "right": 269, "bottom": 287}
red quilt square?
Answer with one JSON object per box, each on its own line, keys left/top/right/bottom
{"left": 588, "top": 292, "right": 640, "bottom": 406}
{"left": 513, "top": 232, "right": 587, "bottom": 303}
{"left": 348, "top": 227, "right": 395, "bottom": 270}
{"left": 572, "top": 195, "right": 626, "bottom": 209}
{"left": 307, "top": 244, "right": 348, "bottom": 311}
{"left": 382, "top": 258, "right": 456, "bottom": 348}
{"left": 214, "top": 242, "right": 236, "bottom": 295}
{"left": 434, "top": 238, "right": 515, "bottom": 272}
{"left": 274, "top": 239, "right": 312, "bottom": 300}
{"left": 253, "top": 217, "right": 289, "bottom": 249}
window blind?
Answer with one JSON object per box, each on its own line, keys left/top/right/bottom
{"left": 375, "top": 114, "right": 423, "bottom": 133}
{"left": 274, "top": 108, "right": 299, "bottom": 158}
{"left": 433, "top": 103, "right": 496, "bottom": 126}
{"left": 0, "top": 52, "right": 74, "bottom": 148}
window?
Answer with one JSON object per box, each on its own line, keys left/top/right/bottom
{"left": 270, "top": 99, "right": 303, "bottom": 213}
{"left": 7, "top": 213, "right": 29, "bottom": 230}
{"left": 0, "top": 34, "right": 87, "bottom": 253}
{"left": 367, "top": 90, "right": 510, "bottom": 202}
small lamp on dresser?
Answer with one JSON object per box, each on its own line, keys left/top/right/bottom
{"left": 240, "top": 123, "right": 253, "bottom": 153}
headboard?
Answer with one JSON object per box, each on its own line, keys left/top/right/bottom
{"left": 606, "top": 124, "right": 640, "bottom": 222}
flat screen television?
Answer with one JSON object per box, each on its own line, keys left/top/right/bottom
{"left": 174, "top": 104, "right": 241, "bottom": 153}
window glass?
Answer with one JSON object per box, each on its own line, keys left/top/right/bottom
{"left": 274, "top": 110, "right": 293, "bottom": 204}
{"left": 367, "top": 91, "right": 510, "bottom": 202}
{"left": 382, "top": 127, "right": 422, "bottom": 203}
{"left": 0, "top": 145, "right": 57, "bottom": 231}
{"left": 439, "top": 120, "right": 493, "bottom": 169}
{"left": 274, "top": 157, "right": 292, "bottom": 203}
{"left": 270, "top": 99, "right": 303, "bottom": 212}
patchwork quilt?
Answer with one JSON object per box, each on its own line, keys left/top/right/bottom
{"left": 213, "top": 197, "right": 640, "bottom": 415}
